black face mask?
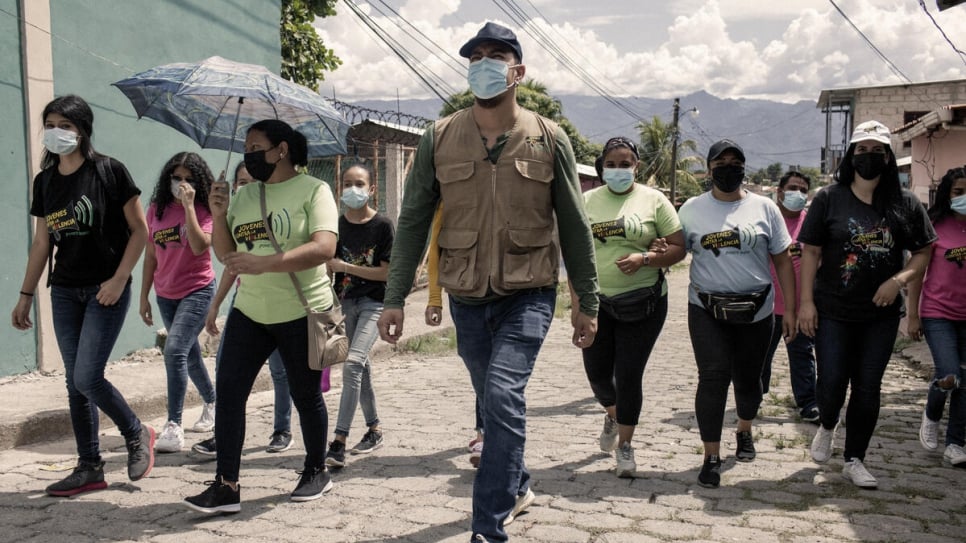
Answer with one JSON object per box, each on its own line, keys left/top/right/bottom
{"left": 851, "top": 153, "right": 887, "bottom": 181}
{"left": 711, "top": 165, "right": 745, "bottom": 193}
{"left": 244, "top": 147, "right": 278, "bottom": 182}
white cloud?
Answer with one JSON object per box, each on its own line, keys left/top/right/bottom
{"left": 315, "top": 0, "right": 966, "bottom": 103}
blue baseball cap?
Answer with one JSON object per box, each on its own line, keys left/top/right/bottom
{"left": 459, "top": 22, "right": 523, "bottom": 61}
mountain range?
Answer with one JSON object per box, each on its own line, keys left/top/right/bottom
{"left": 348, "top": 91, "right": 825, "bottom": 170}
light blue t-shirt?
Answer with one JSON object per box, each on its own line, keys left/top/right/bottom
{"left": 678, "top": 190, "right": 792, "bottom": 322}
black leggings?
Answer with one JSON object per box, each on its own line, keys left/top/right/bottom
{"left": 688, "top": 303, "right": 773, "bottom": 443}
{"left": 582, "top": 295, "right": 668, "bottom": 426}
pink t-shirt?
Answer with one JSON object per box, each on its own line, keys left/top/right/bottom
{"left": 147, "top": 202, "right": 215, "bottom": 299}
{"left": 770, "top": 211, "right": 806, "bottom": 316}
{"left": 920, "top": 217, "right": 966, "bottom": 320}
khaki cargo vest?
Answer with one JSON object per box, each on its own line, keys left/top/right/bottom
{"left": 433, "top": 108, "right": 560, "bottom": 297}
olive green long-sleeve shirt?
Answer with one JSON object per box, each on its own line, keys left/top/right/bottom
{"left": 384, "top": 119, "right": 599, "bottom": 316}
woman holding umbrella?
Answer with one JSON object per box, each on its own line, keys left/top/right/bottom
{"left": 11, "top": 95, "right": 154, "bottom": 496}
{"left": 183, "top": 119, "right": 339, "bottom": 513}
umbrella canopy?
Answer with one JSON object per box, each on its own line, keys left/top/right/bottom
{"left": 113, "top": 56, "right": 349, "bottom": 158}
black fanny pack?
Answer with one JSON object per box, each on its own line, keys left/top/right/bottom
{"left": 598, "top": 271, "right": 665, "bottom": 322}
{"left": 697, "top": 284, "right": 771, "bottom": 323}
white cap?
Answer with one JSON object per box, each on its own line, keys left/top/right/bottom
{"left": 850, "top": 120, "right": 891, "bottom": 146}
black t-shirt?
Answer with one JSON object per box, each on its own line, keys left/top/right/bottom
{"left": 31, "top": 157, "right": 141, "bottom": 287}
{"left": 334, "top": 212, "right": 395, "bottom": 302}
{"left": 798, "top": 183, "right": 936, "bottom": 322}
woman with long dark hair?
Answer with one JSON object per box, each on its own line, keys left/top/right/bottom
{"left": 907, "top": 166, "right": 966, "bottom": 466}
{"left": 183, "top": 119, "right": 339, "bottom": 513}
{"left": 798, "top": 120, "right": 936, "bottom": 488}
{"left": 139, "top": 152, "right": 217, "bottom": 453}
{"left": 11, "top": 94, "right": 153, "bottom": 496}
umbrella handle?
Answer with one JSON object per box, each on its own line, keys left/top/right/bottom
{"left": 223, "top": 97, "right": 245, "bottom": 179}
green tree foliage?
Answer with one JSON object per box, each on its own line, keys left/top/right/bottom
{"left": 636, "top": 116, "right": 703, "bottom": 198}
{"left": 440, "top": 80, "right": 602, "bottom": 164}
{"left": 280, "top": 0, "right": 341, "bottom": 91}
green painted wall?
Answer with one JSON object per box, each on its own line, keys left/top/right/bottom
{"left": 1, "top": 0, "right": 283, "bottom": 376}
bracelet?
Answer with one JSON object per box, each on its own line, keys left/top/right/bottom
{"left": 19, "top": 291, "right": 34, "bottom": 297}
{"left": 892, "top": 276, "right": 906, "bottom": 289}
{"left": 641, "top": 252, "right": 651, "bottom": 266}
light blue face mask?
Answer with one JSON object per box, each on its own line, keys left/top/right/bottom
{"left": 782, "top": 190, "right": 807, "bottom": 212}
{"left": 602, "top": 168, "right": 635, "bottom": 193}
{"left": 341, "top": 186, "right": 370, "bottom": 210}
{"left": 951, "top": 194, "right": 966, "bottom": 215}
{"left": 467, "top": 58, "right": 513, "bottom": 100}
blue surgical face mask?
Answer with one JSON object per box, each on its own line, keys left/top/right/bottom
{"left": 467, "top": 58, "right": 513, "bottom": 100}
{"left": 782, "top": 190, "right": 807, "bottom": 212}
{"left": 43, "top": 127, "right": 79, "bottom": 155}
{"left": 951, "top": 194, "right": 966, "bottom": 215}
{"left": 341, "top": 186, "right": 370, "bottom": 209}
{"left": 602, "top": 168, "right": 635, "bottom": 193}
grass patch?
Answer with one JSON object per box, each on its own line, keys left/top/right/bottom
{"left": 766, "top": 391, "right": 797, "bottom": 408}
{"left": 894, "top": 336, "right": 914, "bottom": 353}
{"left": 554, "top": 282, "right": 573, "bottom": 319}
{"left": 398, "top": 328, "right": 458, "bottom": 355}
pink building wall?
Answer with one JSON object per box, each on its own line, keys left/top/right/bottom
{"left": 908, "top": 130, "right": 966, "bottom": 204}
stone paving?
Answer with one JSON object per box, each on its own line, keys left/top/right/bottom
{"left": 0, "top": 272, "right": 964, "bottom": 542}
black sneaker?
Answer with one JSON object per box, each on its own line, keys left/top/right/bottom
{"left": 192, "top": 437, "right": 217, "bottom": 457}
{"left": 183, "top": 477, "right": 241, "bottom": 514}
{"left": 127, "top": 424, "right": 156, "bottom": 481}
{"left": 325, "top": 440, "right": 346, "bottom": 468}
{"left": 735, "top": 431, "right": 756, "bottom": 462}
{"left": 800, "top": 407, "right": 821, "bottom": 424}
{"left": 291, "top": 466, "right": 333, "bottom": 502}
{"left": 351, "top": 429, "right": 383, "bottom": 454}
{"left": 267, "top": 431, "right": 293, "bottom": 453}
{"left": 45, "top": 460, "right": 108, "bottom": 497}
{"left": 697, "top": 455, "right": 722, "bottom": 488}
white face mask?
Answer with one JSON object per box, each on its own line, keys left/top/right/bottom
{"left": 340, "top": 186, "right": 370, "bottom": 209}
{"left": 782, "top": 190, "right": 807, "bottom": 212}
{"left": 951, "top": 194, "right": 966, "bottom": 215}
{"left": 43, "top": 127, "right": 79, "bottom": 155}
{"left": 171, "top": 179, "right": 183, "bottom": 199}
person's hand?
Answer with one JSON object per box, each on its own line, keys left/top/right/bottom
{"left": 425, "top": 305, "right": 442, "bottom": 326}
{"left": 572, "top": 312, "right": 597, "bottom": 348}
{"left": 205, "top": 307, "right": 220, "bottom": 336}
{"left": 378, "top": 308, "right": 404, "bottom": 344}
{"left": 139, "top": 298, "right": 153, "bottom": 326}
{"left": 11, "top": 296, "right": 33, "bottom": 330}
{"left": 615, "top": 253, "right": 646, "bottom": 275}
{"left": 781, "top": 312, "right": 797, "bottom": 343}
{"left": 649, "top": 237, "right": 669, "bottom": 255}
{"left": 797, "top": 301, "right": 818, "bottom": 338}
{"left": 329, "top": 257, "right": 346, "bottom": 274}
{"left": 97, "top": 276, "right": 127, "bottom": 306}
{"left": 872, "top": 278, "right": 902, "bottom": 308}
{"left": 209, "top": 177, "right": 230, "bottom": 216}
{"left": 223, "top": 252, "right": 268, "bottom": 276}
{"left": 178, "top": 181, "right": 196, "bottom": 206}
{"left": 907, "top": 314, "right": 923, "bottom": 341}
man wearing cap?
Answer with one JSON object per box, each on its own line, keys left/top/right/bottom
{"left": 798, "top": 120, "right": 935, "bottom": 489}
{"left": 377, "top": 22, "right": 599, "bottom": 542}
{"left": 677, "top": 139, "right": 796, "bottom": 488}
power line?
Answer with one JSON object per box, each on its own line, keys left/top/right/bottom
{"left": 368, "top": 1, "right": 466, "bottom": 77}
{"left": 828, "top": 0, "right": 912, "bottom": 84}
{"left": 918, "top": 0, "right": 966, "bottom": 68}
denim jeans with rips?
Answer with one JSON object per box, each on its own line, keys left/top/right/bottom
{"left": 51, "top": 283, "right": 142, "bottom": 463}
{"left": 922, "top": 317, "right": 966, "bottom": 447}
{"left": 449, "top": 287, "right": 555, "bottom": 543}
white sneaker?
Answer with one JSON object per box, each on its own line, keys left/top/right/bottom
{"left": 943, "top": 444, "right": 966, "bottom": 466}
{"left": 155, "top": 420, "right": 184, "bottom": 453}
{"left": 810, "top": 424, "right": 836, "bottom": 463}
{"left": 503, "top": 488, "right": 534, "bottom": 526}
{"left": 842, "top": 458, "right": 878, "bottom": 489}
{"left": 616, "top": 442, "right": 636, "bottom": 478}
{"left": 191, "top": 402, "right": 215, "bottom": 433}
{"left": 919, "top": 411, "right": 939, "bottom": 451}
{"left": 599, "top": 415, "right": 618, "bottom": 452}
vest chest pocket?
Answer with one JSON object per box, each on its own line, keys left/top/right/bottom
{"left": 509, "top": 159, "right": 553, "bottom": 210}
{"left": 437, "top": 161, "right": 477, "bottom": 210}
{"left": 437, "top": 228, "right": 480, "bottom": 292}
{"left": 503, "top": 227, "right": 557, "bottom": 287}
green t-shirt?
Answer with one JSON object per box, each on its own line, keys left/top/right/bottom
{"left": 227, "top": 173, "right": 339, "bottom": 324}
{"left": 583, "top": 184, "right": 681, "bottom": 297}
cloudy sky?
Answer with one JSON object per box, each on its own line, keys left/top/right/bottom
{"left": 315, "top": 0, "right": 966, "bottom": 104}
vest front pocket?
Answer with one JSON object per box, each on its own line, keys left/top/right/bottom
{"left": 437, "top": 161, "right": 477, "bottom": 211}
{"left": 503, "top": 227, "right": 556, "bottom": 286}
{"left": 437, "top": 228, "right": 480, "bottom": 292}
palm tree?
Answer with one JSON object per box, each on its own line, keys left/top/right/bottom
{"left": 636, "top": 116, "right": 703, "bottom": 198}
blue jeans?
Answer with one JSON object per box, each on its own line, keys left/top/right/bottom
{"left": 449, "top": 287, "right": 555, "bottom": 543}
{"left": 814, "top": 316, "right": 899, "bottom": 461}
{"left": 267, "top": 350, "right": 292, "bottom": 433}
{"left": 763, "top": 315, "right": 818, "bottom": 412}
{"left": 156, "top": 281, "right": 216, "bottom": 424}
{"left": 51, "top": 283, "right": 142, "bottom": 463}
{"left": 214, "top": 308, "right": 327, "bottom": 482}
{"left": 334, "top": 296, "right": 383, "bottom": 437}
{"left": 922, "top": 318, "right": 966, "bottom": 447}
{"left": 582, "top": 296, "right": 668, "bottom": 426}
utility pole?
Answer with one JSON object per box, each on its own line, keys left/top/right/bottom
{"left": 669, "top": 97, "right": 680, "bottom": 207}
